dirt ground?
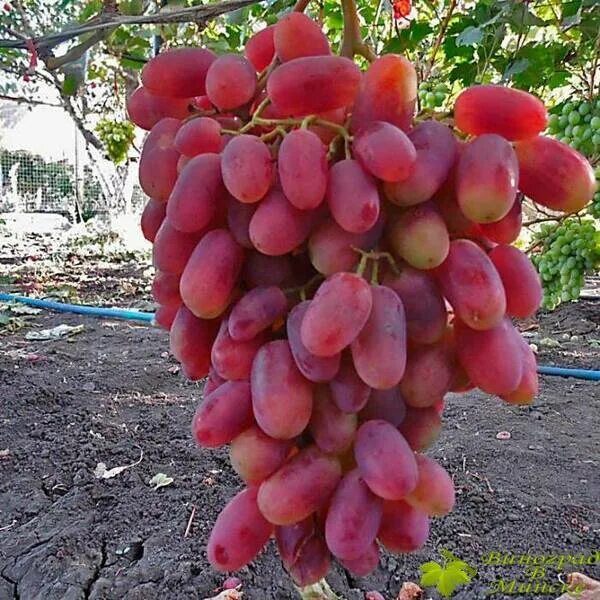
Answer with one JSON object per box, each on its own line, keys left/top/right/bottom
{"left": 0, "top": 229, "right": 599, "bottom": 600}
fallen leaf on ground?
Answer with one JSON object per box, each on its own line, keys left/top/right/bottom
{"left": 26, "top": 324, "right": 85, "bottom": 341}
{"left": 94, "top": 450, "right": 144, "bottom": 479}
{"left": 149, "top": 472, "right": 174, "bottom": 490}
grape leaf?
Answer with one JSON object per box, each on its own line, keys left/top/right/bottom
{"left": 456, "top": 26, "right": 484, "bottom": 46}
{"left": 420, "top": 562, "right": 443, "bottom": 587}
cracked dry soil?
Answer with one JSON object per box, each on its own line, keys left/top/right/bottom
{"left": 0, "top": 302, "right": 599, "bottom": 600}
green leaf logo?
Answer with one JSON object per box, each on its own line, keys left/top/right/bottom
{"left": 419, "top": 550, "right": 477, "bottom": 597}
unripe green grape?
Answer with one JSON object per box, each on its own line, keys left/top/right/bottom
{"left": 568, "top": 111, "right": 581, "bottom": 125}
{"left": 578, "top": 102, "right": 591, "bottom": 116}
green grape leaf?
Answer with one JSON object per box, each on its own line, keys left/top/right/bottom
{"left": 436, "top": 566, "right": 471, "bottom": 597}
{"left": 420, "top": 563, "right": 443, "bottom": 588}
{"left": 456, "top": 26, "right": 484, "bottom": 46}
{"left": 420, "top": 560, "right": 443, "bottom": 574}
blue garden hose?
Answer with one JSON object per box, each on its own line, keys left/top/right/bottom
{"left": 0, "top": 292, "right": 598, "bottom": 380}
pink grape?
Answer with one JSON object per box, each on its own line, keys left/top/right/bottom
{"left": 378, "top": 500, "right": 429, "bottom": 553}
{"left": 405, "top": 454, "right": 455, "bottom": 517}
{"left": 359, "top": 387, "right": 406, "bottom": 427}
{"left": 174, "top": 117, "right": 223, "bottom": 156}
{"left": 329, "top": 353, "right": 371, "bottom": 414}
{"left": 309, "top": 385, "right": 357, "bottom": 454}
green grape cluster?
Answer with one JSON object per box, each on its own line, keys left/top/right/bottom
{"left": 96, "top": 119, "right": 135, "bottom": 164}
{"left": 547, "top": 98, "right": 600, "bottom": 157}
{"left": 591, "top": 167, "right": 600, "bottom": 220}
{"left": 418, "top": 81, "right": 449, "bottom": 110}
{"left": 532, "top": 219, "right": 600, "bottom": 309}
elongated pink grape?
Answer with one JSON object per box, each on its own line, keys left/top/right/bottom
{"left": 383, "top": 121, "right": 457, "bottom": 206}
{"left": 207, "top": 487, "right": 273, "bottom": 572}
{"left": 309, "top": 385, "right": 357, "bottom": 454}
{"left": 387, "top": 202, "right": 449, "bottom": 270}
{"left": 174, "top": 117, "right": 223, "bottom": 156}
{"left": 230, "top": 425, "right": 293, "bottom": 484}
{"left": 489, "top": 244, "right": 542, "bottom": 318}
{"left": 139, "top": 118, "right": 180, "bottom": 201}
{"left": 267, "top": 56, "right": 361, "bottom": 116}
{"left": 383, "top": 269, "right": 447, "bottom": 344}
{"left": 258, "top": 445, "right": 341, "bottom": 525}
{"left": 287, "top": 301, "right": 341, "bottom": 382}
{"left": 378, "top": 500, "right": 429, "bottom": 553}
{"left": 251, "top": 340, "right": 313, "bottom": 439}
{"left": 405, "top": 454, "right": 455, "bottom": 517}
{"left": 152, "top": 271, "right": 181, "bottom": 307}
{"left": 227, "top": 195, "right": 256, "bottom": 249}
{"left": 457, "top": 134, "right": 519, "bottom": 224}
{"left": 278, "top": 129, "right": 328, "bottom": 210}
{"left": 454, "top": 84, "right": 548, "bottom": 141}
{"left": 327, "top": 159, "right": 380, "bottom": 234}
{"left": 325, "top": 469, "right": 383, "bottom": 560}
{"left": 359, "top": 387, "right": 406, "bottom": 427}
{"left": 435, "top": 239, "right": 506, "bottom": 330}
{"left": 478, "top": 195, "right": 522, "bottom": 244}
{"left": 128, "top": 87, "right": 192, "bottom": 130}
{"left": 228, "top": 286, "right": 288, "bottom": 342}
{"left": 245, "top": 25, "right": 275, "bottom": 72}
{"left": 454, "top": 317, "right": 523, "bottom": 395}
{"left": 152, "top": 221, "right": 201, "bottom": 275}
{"left": 169, "top": 306, "right": 219, "bottom": 380}
{"left": 339, "top": 542, "right": 379, "bottom": 577}
{"left": 274, "top": 12, "right": 330, "bottom": 62}
{"left": 154, "top": 303, "right": 179, "bottom": 331}
{"left": 501, "top": 337, "right": 538, "bottom": 405}
{"left": 243, "top": 251, "right": 294, "bottom": 287}
{"left": 221, "top": 134, "right": 273, "bottom": 203}
{"left": 211, "top": 318, "right": 265, "bottom": 381}
{"left": 180, "top": 229, "right": 244, "bottom": 318}
{"left": 351, "top": 285, "right": 406, "bottom": 389}
{"left": 141, "top": 198, "right": 166, "bottom": 242}
{"left": 301, "top": 273, "right": 373, "bottom": 357}
{"left": 515, "top": 135, "right": 596, "bottom": 213}
{"left": 399, "top": 342, "right": 454, "bottom": 408}
{"left": 166, "top": 153, "right": 224, "bottom": 233}
{"left": 192, "top": 381, "right": 254, "bottom": 447}
{"left": 353, "top": 121, "right": 417, "bottom": 182}
{"left": 330, "top": 353, "right": 371, "bottom": 414}
{"left": 276, "top": 517, "right": 315, "bottom": 568}
{"left": 205, "top": 54, "right": 257, "bottom": 110}
{"left": 249, "top": 188, "right": 316, "bottom": 255}
{"left": 351, "top": 54, "right": 417, "bottom": 133}
{"left": 354, "top": 420, "right": 418, "bottom": 500}
{"left": 204, "top": 367, "right": 225, "bottom": 397}
{"left": 309, "top": 218, "right": 382, "bottom": 276}
{"left": 398, "top": 406, "right": 442, "bottom": 452}
{"left": 142, "top": 47, "right": 216, "bottom": 98}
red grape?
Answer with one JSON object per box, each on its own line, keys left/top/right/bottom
{"left": 127, "top": 86, "right": 192, "bottom": 130}
{"left": 174, "top": 117, "right": 223, "bottom": 156}
{"left": 207, "top": 487, "right": 273, "bottom": 572}
{"left": 360, "top": 387, "right": 406, "bottom": 427}
{"left": 151, "top": 271, "right": 181, "bottom": 306}
{"left": 327, "top": 159, "right": 380, "bottom": 234}
{"left": 245, "top": 25, "right": 275, "bottom": 72}
{"left": 501, "top": 338, "right": 538, "bottom": 405}
{"left": 141, "top": 198, "right": 166, "bottom": 242}
{"left": 230, "top": 425, "right": 293, "bottom": 484}
{"left": 351, "top": 285, "right": 407, "bottom": 390}
{"left": 309, "top": 385, "right": 357, "bottom": 454}
{"left": 278, "top": 129, "right": 328, "bottom": 210}
{"left": 154, "top": 303, "right": 180, "bottom": 331}
{"left": 152, "top": 221, "right": 202, "bottom": 275}
{"left": 142, "top": 47, "right": 216, "bottom": 98}
{"left": 301, "top": 273, "right": 373, "bottom": 357}
{"left": 383, "top": 268, "right": 447, "bottom": 345}
{"left": 353, "top": 121, "right": 417, "bottom": 182}
{"left": 257, "top": 445, "right": 341, "bottom": 525}
{"left": 457, "top": 134, "right": 519, "bottom": 223}
{"left": 221, "top": 134, "right": 273, "bottom": 203}
{"left": 204, "top": 367, "right": 225, "bottom": 396}
{"left": 227, "top": 195, "right": 256, "bottom": 249}
{"left": 489, "top": 244, "right": 542, "bottom": 318}
{"left": 287, "top": 301, "right": 341, "bottom": 382}
{"left": 435, "top": 239, "right": 506, "bottom": 330}
{"left": 329, "top": 353, "right": 371, "bottom": 414}
{"left": 351, "top": 54, "right": 417, "bottom": 133}
{"left": 478, "top": 195, "right": 522, "bottom": 244}
{"left": 378, "top": 500, "right": 429, "bottom": 553}
{"left": 454, "top": 84, "right": 548, "bottom": 141}
{"left": 192, "top": 380, "right": 254, "bottom": 447}
{"left": 205, "top": 54, "right": 257, "bottom": 110}
{"left": 166, "top": 153, "right": 225, "bottom": 233}
{"left": 338, "top": 542, "right": 380, "bottom": 577}
{"left": 325, "top": 469, "right": 383, "bottom": 560}
{"left": 405, "top": 454, "right": 455, "bottom": 516}
{"left": 274, "top": 12, "right": 331, "bottom": 62}
{"left": 243, "top": 251, "right": 294, "bottom": 287}
{"left": 251, "top": 340, "right": 313, "bottom": 439}
{"left": 354, "top": 420, "right": 418, "bottom": 500}
{"left": 228, "top": 286, "right": 288, "bottom": 342}
{"left": 398, "top": 405, "right": 442, "bottom": 452}
{"left": 514, "top": 135, "right": 596, "bottom": 213}
{"left": 267, "top": 56, "right": 361, "bottom": 116}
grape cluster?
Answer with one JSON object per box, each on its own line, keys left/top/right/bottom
{"left": 96, "top": 119, "right": 135, "bottom": 164}
{"left": 547, "top": 98, "right": 600, "bottom": 156}
{"left": 129, "top": 13, "right": 595, "bottom": 587}
{"left": 418, "top": 80, "right": 448, "bottom": 110}
{"left": 591, "top": 167, "right": 600, "bottom": 219}
{"left": 532, "top": 219, "right": 600, "bottom": 309}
